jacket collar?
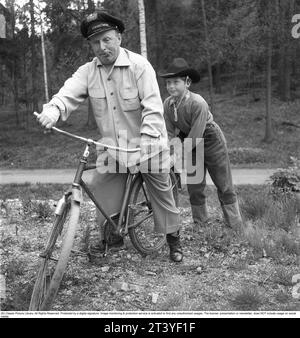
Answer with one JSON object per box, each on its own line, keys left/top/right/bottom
{"left": 170, "top": 90, "right": 190, "bottom": 105}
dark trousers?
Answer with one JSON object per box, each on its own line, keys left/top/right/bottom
{"left": 187, "top": 122, "right": 237, "bottom": 207}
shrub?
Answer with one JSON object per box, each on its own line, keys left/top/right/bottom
{"left": 4, "top": 258, "right": 26, "bottom": 280}
{"left": 270, "top": 157, "right": 300, "bottom": 195}
{"left": 21, "top": 198, "right": 53, "bottom": 220}
{"left": 230, "top": 286, "right": 262, "bottom": 311}
{"left": 32, "top": 201, "right": 53, "bottom": 219}
{"left": 264, "top": 197, "right": 298, "bottom": 232}
{"left": 21, "top": 197, "right": 34, "bottom": 215}
{"left": 273, "top": 267, "right": 295, "bottom": 287}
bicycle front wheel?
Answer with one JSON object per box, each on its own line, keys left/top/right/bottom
{"left": 128, "top": 172, "right": 179, "bottom": 256}
{"left": 29, "top": 197, "right": 80, "bottom": 311}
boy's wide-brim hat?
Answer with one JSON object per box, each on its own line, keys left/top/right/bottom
{"left": 81, "top": 10, "right": 125, "bottom": 39}
{"left": 159, "top": 58, "right": 200, "bottom": 83}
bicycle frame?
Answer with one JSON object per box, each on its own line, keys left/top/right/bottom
{"left": 69, "top": 142, "right": 141, "bottom": 238}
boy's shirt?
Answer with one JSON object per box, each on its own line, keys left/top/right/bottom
{"left": 163, "top": 91, "right": 213, "bottom": 144}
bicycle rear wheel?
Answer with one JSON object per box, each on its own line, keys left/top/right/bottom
{"left": 128, "top": 172, "right": 179, "bottom": 255}
{"left": 29, "top": 197, "right": 80, "bottom": 311}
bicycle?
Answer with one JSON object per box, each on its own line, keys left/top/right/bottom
{"left": 29, "top": 112, "right": 179, "bottom": 311}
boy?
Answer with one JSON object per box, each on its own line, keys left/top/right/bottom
{"left": 160, "top": 58, "right": 243, "bottom": 230}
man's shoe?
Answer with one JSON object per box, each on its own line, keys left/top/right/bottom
{"left": 166, "top": 233, "right": 183, "bottom": 262}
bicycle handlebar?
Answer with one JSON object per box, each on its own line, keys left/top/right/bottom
{"left": 33, "top": 112, "right": 140, "bottom": 153}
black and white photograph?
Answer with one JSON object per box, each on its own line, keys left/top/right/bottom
{"left": 0, "top": 0, "right": 299, "bottom": 321}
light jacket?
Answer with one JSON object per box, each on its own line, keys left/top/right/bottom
{"left": 50, "top": 47, "right": 169, "bottom": 170}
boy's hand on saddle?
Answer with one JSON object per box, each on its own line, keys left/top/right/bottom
{"left": 36, "top": 103, "right": 60, "bottom": 129}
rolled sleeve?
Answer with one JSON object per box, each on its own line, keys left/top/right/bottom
{"left": 50, "top": 63, "right": 89, "bottom": 121}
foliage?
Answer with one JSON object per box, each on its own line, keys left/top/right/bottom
{"left": 230, "top": 286, "right": 262, "bottom": 311}
{"left": 270, "top": 157, "right": 300, "bottom": 193}
{"left": 1, "top": 0, "right": 300, "bottom": 116}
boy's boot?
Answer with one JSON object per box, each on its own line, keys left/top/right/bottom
{"left": 221, "top": 201, "right": 243, "bottom": 231}
{"left": 191, "top": 203, "right": 209, "bottom": 225}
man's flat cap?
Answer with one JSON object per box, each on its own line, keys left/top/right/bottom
{"left": 81, "top": 10, "right": 125, "bottom": 39}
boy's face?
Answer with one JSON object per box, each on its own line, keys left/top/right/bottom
{"left": 165, "top": 77, "right": 188, "bottom": 98}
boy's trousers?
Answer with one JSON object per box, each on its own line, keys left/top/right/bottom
{"left": 187, "top": 121, "right": 242, "bottom": 229}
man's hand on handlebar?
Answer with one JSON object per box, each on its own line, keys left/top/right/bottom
{"left": 35, "top": 103, "right": 60, "bottom": 129}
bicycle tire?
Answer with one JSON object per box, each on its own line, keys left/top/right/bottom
{"left": 29, "top": 198, "right": 80, "bottom": 311}
{"left": 128, "top": 172, "right": 179, "bottom": 256}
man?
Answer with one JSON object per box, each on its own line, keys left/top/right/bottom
{"left": 36, "top": 10, "right": 183, "bottom": 262}
{"left": 160, "top": 58, "right": 243, "bottom": 230}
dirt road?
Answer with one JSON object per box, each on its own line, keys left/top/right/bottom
{"left": 0, "top": 168, "right": 277, "bottom": 185}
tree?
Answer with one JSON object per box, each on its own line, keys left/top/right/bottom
{"left": 10, "top": 0, "right": 20, "bottom": 125}
{"left": 276, "top": 0, "right": 297, "bottom": 101}
{"left": 201, "top": 0, "right": 214, "bottom": 112}
{"left": 29, "top": 0, "right": 38, "bottom": 112}
{"left": 265, "top": 12, "right": 273, "bottom": 143}
{"left": 258, "top": 0, "right": 274, "bottom": 143}
{"left": 137, "top": 0, "right": 147, "bottom": 59}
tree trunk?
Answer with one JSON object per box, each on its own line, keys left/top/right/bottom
{"left": 30, "top": 0, "right": 38, "bottom": 112}
{"left": 214, "top": 62, "right": 222, "bottom": 94}
{"left": 264, "top": 11, "right": 273, "bottom": 143}
{"left": 22, "top": 43, "right": 30, "bottom": 129}
{"left": 10, "top": 0, "right": 19, "bottom": 126}
{"left": 13, "top": 58, "right": 19, "bottom": 126}
{"left": 214, "top": 0, "right": 222, "bottom": 94}
{"left": 286, "top": 0, "right": 295, "bottom": 98}
{"left": 138, "top": 0, "right": 147, "bottom": 59}
{"left": 153, "top": 0, "right": 163, "bottom": 70}
{"left": 201, "top": 0, "right": 214, "bottom": 112}
{"left": 277, "top": 0, "right": 294, "bottom": 101}
{"left": 0, "top": 64, "right": 4, "bottom": 105}
{"left": 40, "top": 15, "right": 49, "bottom": 103}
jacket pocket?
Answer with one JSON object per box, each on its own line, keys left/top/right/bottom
{"left": 120, "top": 87, "right": 140, "bottom": 111}
{"left": 89, "top": 87, "right": 107, "bottom": 116}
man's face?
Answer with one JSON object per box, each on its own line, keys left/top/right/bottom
{"left": 88, "top": 30, "right": 121, "bottom": 65}
{"left": 166, "top": 77, "right": 187, "bottom": 98}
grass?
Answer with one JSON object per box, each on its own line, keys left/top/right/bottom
{"left": 230, "top": 286, "right": 262, "bottom": 311}
{"left": 0, "top": 90, "right": 300, "bottom": 169}
{"left": 239, "top": 189, "right": 272, "bottom": 221}
{"left": 0, "top": 183, "right": 69, "bottom": 201}
{"left": 273, "top": 267, "right": 296, "bottom": 287}
{"left": 1, "top": 183, "right": 299, "bottom": 311}
{"left": 21, "top": 199, "right": 53, "bottom": 220}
